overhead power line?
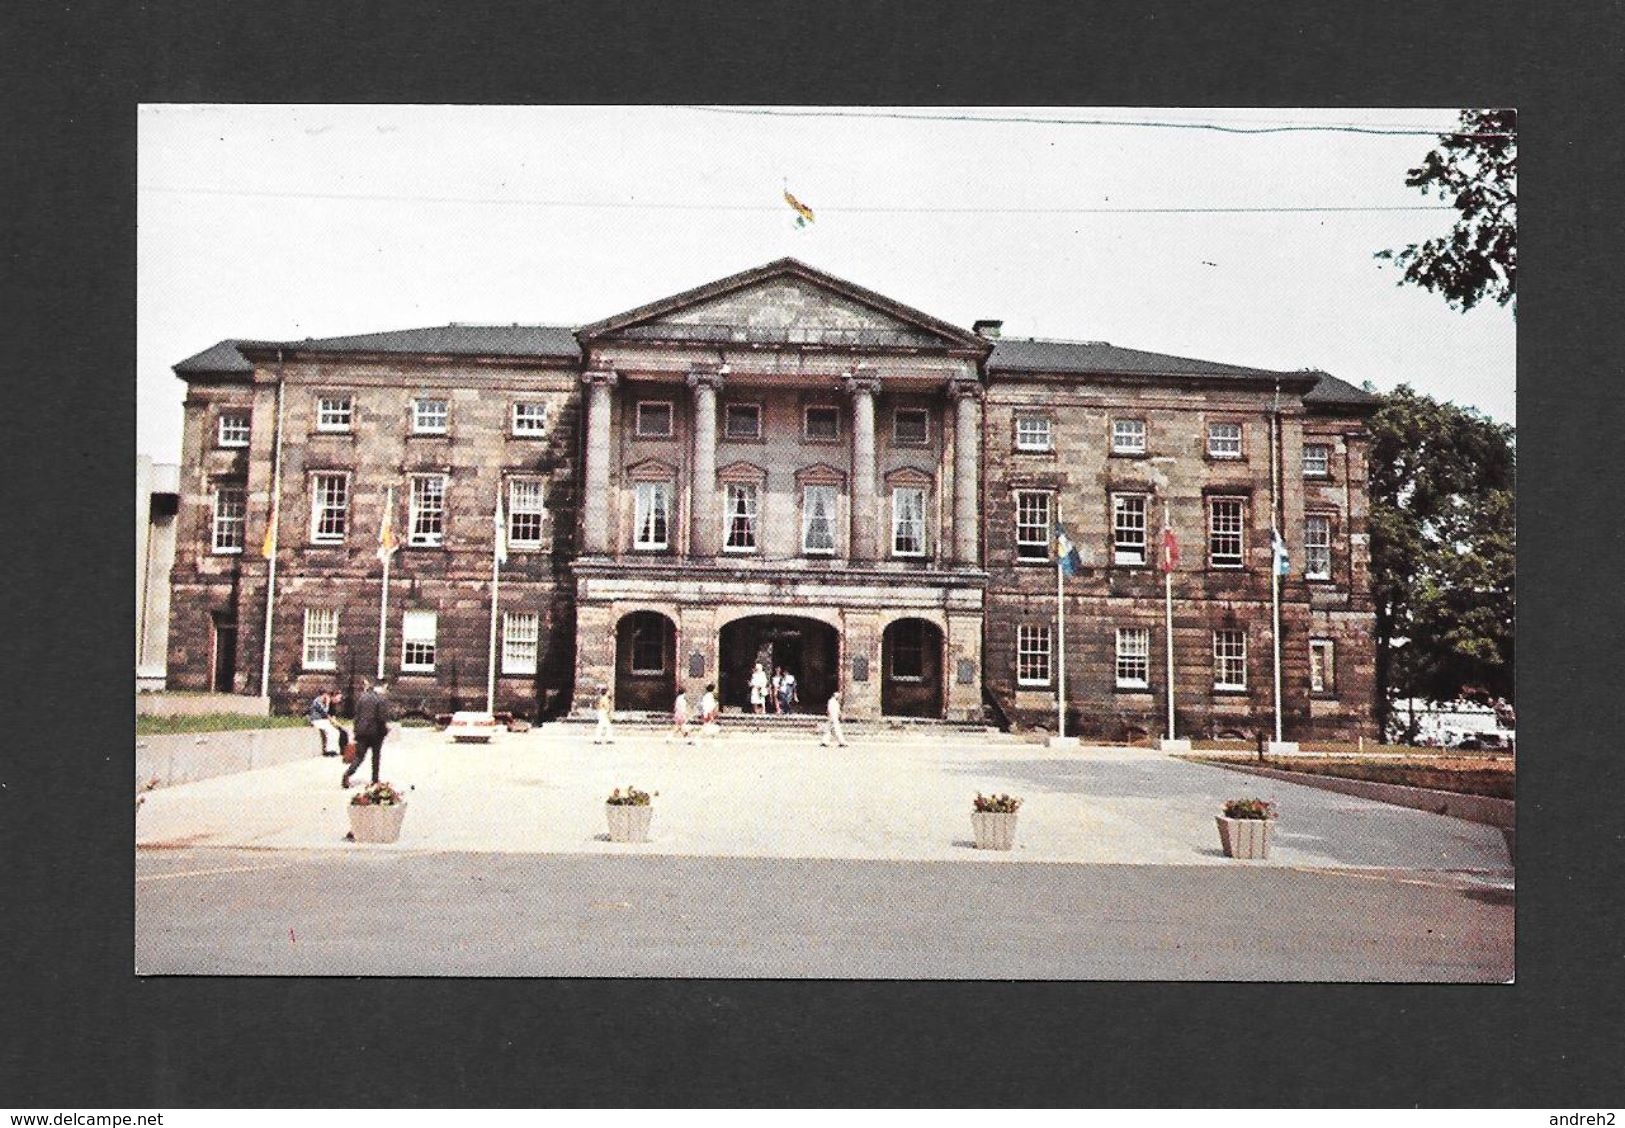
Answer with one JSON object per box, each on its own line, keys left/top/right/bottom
{"left": 677, "top": 105, "right": 1515, "bottom": 139}
{"left": 141, "top": 184, "right": 1450, "bottom": 215}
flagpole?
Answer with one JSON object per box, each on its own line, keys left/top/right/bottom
{"left": 485, "top": 483, "right": 503, "bottom": 715}
{"left": 258, "top": 367, "right": 285, "bottom": 700}
{"left": 1056, "top": 550, "right": 1066, "bottom": 741}
{"left": 1270, "top": 387, "right": 1283, "bottom": 744}
{"left": 376, "top": 485, "right": 393, "bottom": 681}
{"left": 1164, "top": 502, "right": 1176, "bottom": 741}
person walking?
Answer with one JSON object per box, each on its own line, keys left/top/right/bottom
{"left": 594, "top": 686, "right": 616, "bottom": 745}
{"left": 779, "top": 669, "right": 798, "bottom": 714}
{"left": 342, "top": 680, "right": 392, "bottom": 788}
{"left": 749, "top": 662, "right": 769, "bottom": 714}
{"left": 308, "top": 690, "right": 342, "bottom": 757}
{"left": 671, "top": 689, "right": 691, "bottom": 744}
{"left": 769, "top": 667, "right": 784, "bottom": 715}
{"left": 821, "top": 687, "right": 849, "bottom": 748}
{"left": 698, "top": 683, "right": 719, "bottom": 738}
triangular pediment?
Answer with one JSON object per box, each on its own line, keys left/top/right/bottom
{"left": 579, "top": 259, "right": 988, "bottom": 353}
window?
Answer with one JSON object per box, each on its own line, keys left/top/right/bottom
{"left": 408, "top": 474, "right": 446, "bottom": 547}
{"left": 302, "top": 608, "right": 338, "bottom": 671}
{"left": 804, "top": 405, "right": 840, "bottom": 441}
{"left": 892, "top": 487, "right": 926, "bottom": 557}
{"left": 1116, "top": 627, "right": 1150, "bottom": 689}
{"left": 211, "top": 485, "right": 246, "bottom": 553}
{"left": 724, "top": 403, "right": 761, "bottom": 440}
{"left": 1112, "top": 419, "right": 1146, "bottom": 455}
{"left": 401, "top": 610, "right": 437, "bottom": 673}
{"left": 894, "top": 408, "right": 929, "bottom": 445}
{"left": 1207, "top": 421, "right": 1243, "bottom": 458}
{"left": 631, "top": 618, "right": 666, "bottom": 675}
{"left": 1113, "top": 493, "right": 1149, "bottom": 566}
{"left": 1208, "top": 496, "right": 1245, "bottom": 568}
{"left": 412, "top": 398, "right": 448, "bottom": 434}
{"left": 316, "top": 396, "right": 352, "bottom": 432}
{"left": 502, "top": 611, "right": 539, "bottom": 676}
{"left": 1015, "top": 491, "right": 1052, "bottom": 561}
{"left": 890, "top": 620, "right": 924, "bottom": 680}
{"left": 217, "top": 412, "right": 250, "bottom": 448}
{"left": 802, "top": 484, "right": 837, "bottom": 555}
{"left": 1309, "top": 639, "right": 1336, "bottom": 694}
{"left": 309, "top": 473, "right": 349, "bottom": 544}
{"left": 635, "top": 401, "right": 673, "bottom": 438}
{"left": 511, "top": 402, "right": 547, "bottom": 436}
{"left": 634, "top": 482, "right": 671, "bottom": 550}
{"left": 1017, "top": 624, "right": 1052, "bottom": 686}
{"left": 1015, "top": 415, "right": 1052, "bottom": 452}
{"left": 1303, "top": 442, "right": 1331, "bottom": 478}
{"left": 1305, "top": 514, "right": 1332, "bottom": 579}
{"left": 507, "top": 478, "right": 546, "bottom": 548}
{"left": 724, "top": 483, "right": 758, "bottom": 552}
{"left": 1214, "top": 629, "right": 1247, "bottom": 691}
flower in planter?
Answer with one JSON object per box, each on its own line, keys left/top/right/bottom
{"left": 606, "top": 785, "right": 653, "bottom": 807}
{"left": 351, "top": 781, "right": 407, "bottom": 807}
{"left": 1222, "top": 797, "right": 1277, "bottom": 820}
{"left": 972, "top": 792, "right": 1022, "bottom": 814}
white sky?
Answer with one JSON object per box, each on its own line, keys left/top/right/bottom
{"left": 137, "top": 104, "right": 1515, "bottom": 464}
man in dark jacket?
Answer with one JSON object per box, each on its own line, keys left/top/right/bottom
{"left": 342, "top": 680, "right": 392, "bottom": 788}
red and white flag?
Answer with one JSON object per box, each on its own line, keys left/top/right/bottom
{"left": 1160, "top": 526, "right": 1179, "bottom": 573}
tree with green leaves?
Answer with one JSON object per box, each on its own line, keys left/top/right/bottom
{"left": 1368, "top": 385, "right": 1515, "bottom": 739}
{"left": 1377, "top": 108, "right": 1516, "bottom": 313}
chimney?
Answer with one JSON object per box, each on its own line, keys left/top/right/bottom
{"left": 973, "top": 319, "right": 1003, "bottom": 339}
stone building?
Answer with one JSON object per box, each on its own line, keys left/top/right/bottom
{"left": 165, "top": 258, "right": 1376, "bottom": 739}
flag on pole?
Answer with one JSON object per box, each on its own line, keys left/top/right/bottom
{"left": 493, "top": 486, "right": 508, "bottom": 567}
{"left": 1053, "top": 523, "right": 1083, "bottom": 577}
{"left": 1271, "top": 528, "right": 1290, "bottom": 576}
{"left": 1160, "top": 525, "right": 1179, "bottom": 573}
{"left": 783, "top": 188, "right": 815, "bottom": 228}
{"left": 261, "top": 496, "right": 279, "bottom": 559}
{"left": 376, "top": 488, "right": 398, "bottom": 564}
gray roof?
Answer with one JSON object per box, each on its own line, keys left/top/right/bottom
{"left": 1304, "top": 371, "right": 1380, "bottom": 407}
{"left": 987, "top": 337, "right": 1301, "bottom": 381}
{"left": 174, "top": 326, "right": 580, "bottom": 376}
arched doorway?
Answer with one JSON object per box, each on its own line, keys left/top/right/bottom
{"left": 613, "top": 611, "right": 677, "bottom": 712}
{"left": 881, "top": 617, "right": 945, "bottom": 718}
{"left": 718, "top": 615, "right": 839, "bottom": 713}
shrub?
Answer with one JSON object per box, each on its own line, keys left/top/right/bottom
{"left": 1223, "top": 798, "right": 1277, "bottom": 820}
{"left": 973, "top": 792, "right": 1022, "bottom": 814}
{"left": 351, "top": 781, "right": 407, "bottom": 807}
{"left": 606, "top": 786, "right": 652, "bottom": 807}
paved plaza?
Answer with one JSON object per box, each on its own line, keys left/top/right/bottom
{"left": 135, "top": 724, "right": 1512, "bottom": 872}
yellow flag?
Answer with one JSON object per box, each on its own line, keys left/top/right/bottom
{"left": 262, "top": 498, "right": 278, "bottom": 558}
{"left": 783, "top": 188, "right": 815, "bottom": 226}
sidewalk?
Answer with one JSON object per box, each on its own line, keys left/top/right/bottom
{"left": 133, "top": 724, "right": 1513, "bottom": 873}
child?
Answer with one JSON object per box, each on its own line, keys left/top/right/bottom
{"left": 594, "top": 687, "right": 615, "bottom": 745}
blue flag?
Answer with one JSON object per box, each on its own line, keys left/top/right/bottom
{"left": 1054, "top": 524, "right": 1083, "bottom": 577}
{"left": 1271, "top": 528, "right": 1290, "bottom": 577}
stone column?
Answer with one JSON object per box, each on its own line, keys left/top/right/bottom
{"left": 686, "top": 365, "right": 725, "bottom": 556}
{"left": 948, "top": 380, "right": 984, "bottom": 566}
{"left": 581, "top": 369, "right": 618, "bottom": 554}
{"left": 843, "top": 369, "right": 881, "bottom": 560}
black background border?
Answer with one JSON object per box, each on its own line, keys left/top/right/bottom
{"left": 3, "top": 0, "right": 1620, "bottom": 1108}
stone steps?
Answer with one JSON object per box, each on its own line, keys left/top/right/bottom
{"left": 554, "top": 712, "right": 997, "bottom": 737}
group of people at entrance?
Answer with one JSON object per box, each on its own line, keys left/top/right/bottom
{"left": 748, "top": 663, "right": 798, "bottom": 714}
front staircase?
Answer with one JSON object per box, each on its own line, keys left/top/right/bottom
{"left": 554, "top": 709, "right": 997, "bottom": 738}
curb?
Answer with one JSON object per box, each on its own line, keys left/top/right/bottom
{"left": 1202, "top": 761, "right": 1514, "bottom": 829}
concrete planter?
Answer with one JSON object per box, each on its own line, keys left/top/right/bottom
{"left": 348, "top": 801, "right": 408, "bottom": 844}
{"left": 606, "top": 804, "right": 653, "bottom": 844}
{"left": 1216, "top": 815, "right": 1274, "bottom": 859}
{"left": 971, "top": 811, "right": 1019, "bottom": 851}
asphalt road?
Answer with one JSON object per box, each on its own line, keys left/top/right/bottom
{"left": 135, "top": 847, "right": 1514, "bottom": 981}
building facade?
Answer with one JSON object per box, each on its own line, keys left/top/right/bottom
{"left": 165, "top": 259, "right": 1376, "bottom": 740}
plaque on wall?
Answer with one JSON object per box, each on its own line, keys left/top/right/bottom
{"left": 688, "top": 652, "right": 706, "bottom": 678}
{"left": 851, "top": 655, "right": 869, "bottom": 682}
{"left": 956, "top": 659, "right": 977, "bottom": 685}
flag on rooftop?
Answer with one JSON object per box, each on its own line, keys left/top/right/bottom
{"left": 1054, "top": 524, "right": 1083, "bottom": 577}
{"left": 783, "top": 188, "right": 815, "bottom": 228}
